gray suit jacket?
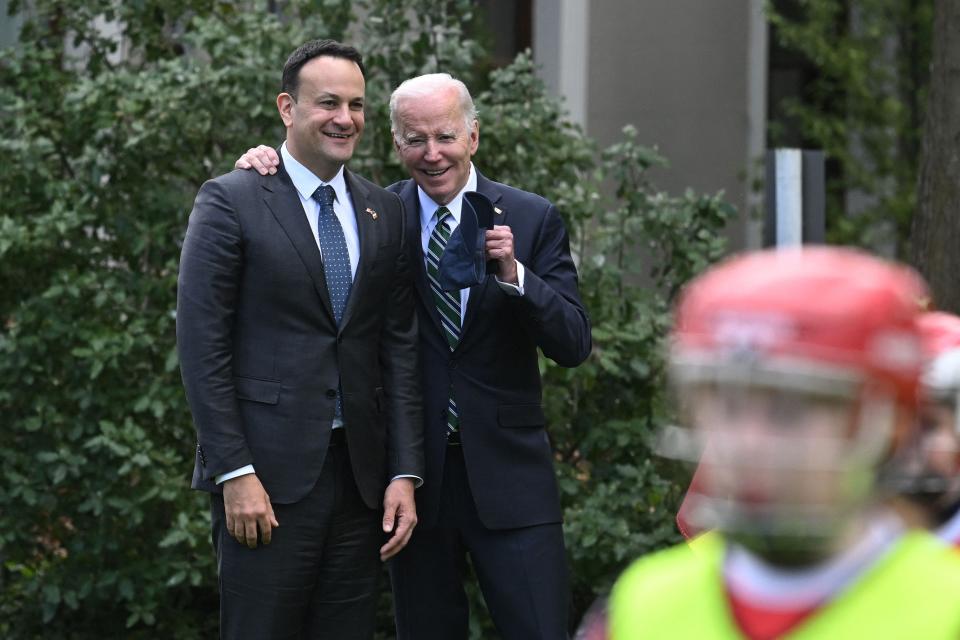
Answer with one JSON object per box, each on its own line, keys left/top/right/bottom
{"left": 177, "top": 155, "right": 423, "bottom": 507}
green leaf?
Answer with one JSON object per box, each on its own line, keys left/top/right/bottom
{"left": 43, "top": 584, "right": 61, "bottom": 605}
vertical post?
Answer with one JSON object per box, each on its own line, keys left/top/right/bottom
{"left": 801, "top": 150, "right": 825, "bottom": 244}
{"left": 774, "top": 149, "right": 803, "bottom": 247}
{"left": 764, "top": 148, "right": 826, "bottom": 247}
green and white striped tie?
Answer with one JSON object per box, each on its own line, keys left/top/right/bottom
{"left": 426, "top": 207, "right": 460, "bottom": 435}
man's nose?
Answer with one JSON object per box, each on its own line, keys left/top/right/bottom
{"left": 332, "top": 105, "right": 353, "bottom": 127}
{"left": 423, "top": 139, "right": 442, "bottom": 162}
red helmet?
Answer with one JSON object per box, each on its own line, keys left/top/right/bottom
{"left": 918, "top": 312, "right": 960, "bottom": 395}
{"left": 668, "top": 247, "right": 930, "bottom": 549}
{"left": 917, "top": 311, "right": 960, "bottom": 424}
{"left": 918, "top": 312, "right": 960, "bottom": 358}
{"left": 671, "top": 247, "right": 927, "bottom": 413}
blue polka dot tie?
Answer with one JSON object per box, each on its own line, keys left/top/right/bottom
{"left": 312, "top": 185, "right": 353, "bottom": 325}
{"left": 312, "top": 184, "right": 352, "bottom": 421}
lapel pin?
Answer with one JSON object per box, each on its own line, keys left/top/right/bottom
{"left": 366, "top": 207, "right": 378, "bottom": 220}
{"left": 494, "top": 206, "right": 503, "bottom": 215}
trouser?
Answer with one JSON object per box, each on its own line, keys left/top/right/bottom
{"left": 211, "top": 435, "right": 382, "bottom": 640}
{"left": 390, "top": 445, "right": 570, "bottom": 640}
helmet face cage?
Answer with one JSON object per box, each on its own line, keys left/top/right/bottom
{"left": 662, "top": 364, "right": 895, "bottom": 554}
{"left": 923, "top": 349, "right": 960, "bottom": 435}
{"left": 887, "top": 401, "right": 960, "bottom": 517}
{"left": 664, "top": 247, "right": 928, "bottom": 559}
{"left": 890, "top": 326, "right": 960, "bottom": 513}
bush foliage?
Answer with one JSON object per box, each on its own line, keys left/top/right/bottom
{"left": 766, "top": 0, "right": 932, "bottom": 256}
{"left": 0, "top": 1, "right": 733, "bottom": 637}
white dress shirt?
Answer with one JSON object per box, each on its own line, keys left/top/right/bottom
{"left": 418, "top": 163, "right": 525, "bottom": 309}
{"left": 282, "top": 143, "right": 360, "bottom": 279}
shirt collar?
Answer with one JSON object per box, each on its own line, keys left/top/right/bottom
{"left": 281, "top": 142, "right": 349, "bottom": 206}
{"left": 418, "top": 163, "right": 478, "bottom": 229}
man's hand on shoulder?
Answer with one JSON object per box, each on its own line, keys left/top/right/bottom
{"left": 235, "top": 144, "right": 280, "bottom": 175}
{"left": 222, "top": 473, "right": 279, "bottom": 549}
{"left": 380, "top": 478, "right": 417, "bottom": 561}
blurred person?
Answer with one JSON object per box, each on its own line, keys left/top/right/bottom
{"left": 890, "top": 311, "right": 960, "bottom": 543}
{"left": 235, "top": 72, "right": 591, "bottom": 640}
{"left": 600, "top": 247, "right": 960, "bottom": 639}
{"left": 676, "top": 450, "right": 709, "bottom": 541}
{"left": 177, "top": 39, "right": 423, "bottom": 639}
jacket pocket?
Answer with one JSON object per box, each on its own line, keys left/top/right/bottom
{"left": 497, "top": 404, "right": 546, "bottom": 428}
{"left": 234, "top": 376, "right": 281, "bottom": 405}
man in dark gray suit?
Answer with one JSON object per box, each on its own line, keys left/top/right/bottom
{"left": 177, "top": 39, "right": 423, "bottom": 639}
{"left": 236, "top": 72, "right": 591, "bottom": 640}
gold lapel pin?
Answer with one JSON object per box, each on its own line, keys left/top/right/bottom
{"left": 366, "top": 207, "right": 378, "bottom": 220}
{"left": 494, "top": 206, "right": 503, "bottom": 215}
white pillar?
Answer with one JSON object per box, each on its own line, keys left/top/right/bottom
{"left": 774, "top": 148, "right": 804, "bottom": 247}
{"left": 533, "top": 0, "right": 590, "bottom": 129}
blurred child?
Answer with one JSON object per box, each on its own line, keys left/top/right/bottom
{"left": 603, "top": 248, "right": 960, "bottom": 639}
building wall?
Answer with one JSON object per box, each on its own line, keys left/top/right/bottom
{"left": 0, "top": 0, "right": 23, "bottom": 49}
{"left": 534, "top": 0, "right": 768, "bottom": 249}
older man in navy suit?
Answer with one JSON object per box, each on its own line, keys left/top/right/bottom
{"left": 238, "top": 72, "right": 591, "bottom": 640}
{"left": 386, "top": 73, "right": 591, "bottom": 640}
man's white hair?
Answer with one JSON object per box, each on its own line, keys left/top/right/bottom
{"left": 389, "top": 73, "right": 478, "bottom": 142}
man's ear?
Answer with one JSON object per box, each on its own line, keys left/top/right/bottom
{"left": 392, "top": 131, "right": 401, "bottom": 154}
{"left": 469, "top": 120, "right": 480, "bottom": 156}
{"left": 277, "top": 93, "right": 295, "bottom": 128}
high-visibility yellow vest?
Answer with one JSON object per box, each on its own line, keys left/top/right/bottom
{"left": 687, "top": 529, "right": 719, "bottom": 555}
{"left": 609, "top": 530, "right": 960, "bottom": 639}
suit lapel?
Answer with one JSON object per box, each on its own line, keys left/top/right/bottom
{"left": 399, "top": 180, "right": 447, "bottom": 338}
{"left": 457, "top": 172, "right": 504, "bottom": 345}
{"left": 339, "top": 169, "right": 378, "bottom": 330}
{"left": 261, "top": 159, "right": 336, "bottom": 325}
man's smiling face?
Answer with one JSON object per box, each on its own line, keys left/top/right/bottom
{"left": 393, "top": 86, "right": 479, "bottom": 205}
{"left": 280, "top": 55, "right": 365, "bottom": 181}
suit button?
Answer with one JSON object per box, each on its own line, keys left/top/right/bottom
{"left": 326, "top": 389, "right": 337, "bottom": 398}
{"left": 449, "top": 359, "right": 458, "bottom": 369}
{"left": 337, "top": 335, "right": 343, "bottom": 344}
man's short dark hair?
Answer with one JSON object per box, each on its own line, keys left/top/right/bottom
{"left": 281, "top": 39, "right": 366, "bottom": 99}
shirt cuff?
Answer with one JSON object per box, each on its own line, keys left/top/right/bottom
{"left": 215, "top": 465, "right": 256, "bottom": 485}
{"left": 496, "top": 261, "right": 525, "bottom": 296}
{"left": 391, "top": 474, "right": 424, "bottom": 488}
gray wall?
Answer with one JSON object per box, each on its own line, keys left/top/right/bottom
{"left": 0, "top": 0, "right": 23, "bottom": 49}
{"left": 534, "top": 0, "right": 767, "bottom": 249}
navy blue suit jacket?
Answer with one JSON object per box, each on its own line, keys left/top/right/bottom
{"left": 390, "top": 171, "right": 591, "bottom": 530}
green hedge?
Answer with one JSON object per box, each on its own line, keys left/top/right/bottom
{"left": 0, "top": 1, "right": 733, "bottom": 637}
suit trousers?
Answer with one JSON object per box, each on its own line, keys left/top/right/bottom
{"left": 390, "top": 445, "right": 570, "bottom": 640}
{"left": 210, "top": 438, "right": 382, "bottom": 640}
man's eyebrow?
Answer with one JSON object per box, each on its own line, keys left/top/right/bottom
{"left": 404, "top": 129, "right": 456, "bottom": 139}
{"left": 312, "top": 92, "right": 364, "bottom": 103}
